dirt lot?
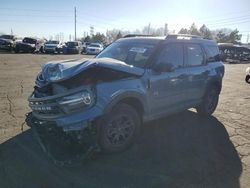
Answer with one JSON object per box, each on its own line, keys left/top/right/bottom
{"left": 0, "top": 53, "right": 249, "bottom": 188}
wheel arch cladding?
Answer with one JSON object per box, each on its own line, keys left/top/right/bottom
{"left": 104, "top": 92, "right": 146, "bottom": 118}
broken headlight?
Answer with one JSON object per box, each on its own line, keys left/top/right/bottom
{"left": 59, "top": 90, "right": 94, "bottom": 113}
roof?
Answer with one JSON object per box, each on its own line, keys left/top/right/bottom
{"left": 117, "top": 34, "right": 216, "bottom": 45}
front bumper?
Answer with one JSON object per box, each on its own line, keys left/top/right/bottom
{"left": 44, "top": 47, "right": 56, "bottom": 52}
{"left": 86, "top": 49, "right": 100, "bottom": 55}
{"left": 64, "top": 48, "right": 79, "bottom": 54}
{"left": 26, "top": 103, "right": 103, "bottom": 132}
{"left": 0, "top": 44, "right": 12, "bottom": 50}
{"left": 26, "top": 112, "right": 99, "bottom": 165}
{"left": 18, "top": 44, "right": 35, "bottom": 52}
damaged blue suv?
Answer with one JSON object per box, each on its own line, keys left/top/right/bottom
{"left": 26, "top": 35, "right": 224, "bottom": 160}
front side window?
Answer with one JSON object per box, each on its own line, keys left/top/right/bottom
{"left": 156, "top": 43, "right": 184, "bottom": 69}
{"left": 186, "top": 44, "right": 204, "bottom": 66}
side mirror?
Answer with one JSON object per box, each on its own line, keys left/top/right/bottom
{"left": 207, "top": 54, "right": 226, "bottom": 63}
{"left": 153, "top": 62, "right": 174, "bottom": 72}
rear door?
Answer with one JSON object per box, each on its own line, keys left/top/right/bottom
{"left": 184, "top": 43, "right": 208, "bottom": 102}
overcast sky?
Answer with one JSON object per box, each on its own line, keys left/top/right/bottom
{"left": 0, "top": 0, "right": 249, "bottom": 42}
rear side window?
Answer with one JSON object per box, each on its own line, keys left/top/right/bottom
{"left": 156, "top": 43, "right": 184, "bottom": 68}
{"left": 186, "top": 44, "right": 204, "bottom": 66}
{"left": 205, "top": 45, "right": 220, "bottom": 62}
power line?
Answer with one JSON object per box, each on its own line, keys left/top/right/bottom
{"left": 207, "top": 20, "right": 250, "bottom": 27}
{"left": 0, "top": 7, "right": 71, "bottom": 13}
{"left": 0, "top": 13, "right": 71, "bottom": 18}
{"left": 0, "top": 20, "right": 72, "bottom": 23}
{"left": 203, "top": 15, "right": 250, "bottom": 25}
{"left": 0, "top": 7, "right": 249, "bottom": 29}
{"left": 194, "top": 9, "right": 250, "bottom": 22}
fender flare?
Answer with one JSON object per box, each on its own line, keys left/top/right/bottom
{"left": 103, "top": 90, "right": 147, "bottom": 116}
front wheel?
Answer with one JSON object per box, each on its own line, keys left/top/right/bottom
{"left": 196, "top": 87, "right": 219, "bottom": 116}
{"left": 98, "top": 103, "right": 141, "bottom": 153}
{"left": 245, "top": 75, "right": 250, "bottom": 83}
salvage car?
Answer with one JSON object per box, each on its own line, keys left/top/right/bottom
{"left": 86, "top": 43, "right": 104, "bottom": 55}
{"left": 246, "top": 67, "right": 250, "bottom": 83}
{"left": 26, "top": 34, "right": 224, "bottom": 163}
{"left": 44, "top": 40, "right": 63, "bottom": 54}
{"left": 219, "top": 43, "right": 250, "bottom": 63}
{"left": 63, "top": 41, "right": 82, "bottom": 54}
{"left": 14, "top": 37, "right": 45, "bottom": 53}
{"left": 0, "top": 34, "right": 17, "bottom": 51}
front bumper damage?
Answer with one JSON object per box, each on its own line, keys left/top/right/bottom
{"left": 26, "top": 111, "right": 101, "bottom": 166}
{"left": 25, "top": 57, "right": 145, "bottom": 165}
{"left": 25, "top": 87, "right": 104, "bottom": 165}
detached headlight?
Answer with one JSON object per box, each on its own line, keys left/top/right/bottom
{"left": 58, "top": 90, "right": 94, "bottom": 113}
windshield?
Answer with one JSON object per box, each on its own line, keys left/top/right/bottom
{"left": 67, "top": 42, "right": 78, "bottom": 47}
{"left": 23, "top": 38, "right": 36, "bottom": 44}
{"left": 96, "top": 40, "right": 158, "bottom": 68}
{"left": 46, "top": 40, "right": 59, "bottom": 44}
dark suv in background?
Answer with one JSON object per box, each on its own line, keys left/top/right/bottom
{"left": 14, "top": 37, "right": 45, "bottom": 53}
{"left": 26, "top": 34, "right": 224, "bottom": 161}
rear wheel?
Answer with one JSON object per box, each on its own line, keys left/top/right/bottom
{"left": 196, "top": 86, "right": 219, "bottom": 116}
{"left": 98, "top": 103, "right": 141, "bottom": 153}
{"left": 245, "top": 75, "right": 250, "bottom": 83}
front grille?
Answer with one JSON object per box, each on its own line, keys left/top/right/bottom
{"left": 30, "top": 96, "right": 63, "bottom": 116}
{"left": 32, "top": 105, "right": 62, "bottom": 115}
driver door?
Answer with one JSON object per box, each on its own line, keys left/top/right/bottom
{"left": 148, "top": 43, "right": 188, "bottom": 117}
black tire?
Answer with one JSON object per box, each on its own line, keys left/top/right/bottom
{"left": 39, "top": 46, "right": 44, "bottom": 53}
{"left": 14, "top": 46, "right": 19, "bottom": 53}
{"left": 245, "top": 75, "right": 250, "bottom": 83}
{"left": 196, "top": 86, "right": 219, "bottom": 116}
{"left": 98, "top": 103, "right": 141, "bottom": 153}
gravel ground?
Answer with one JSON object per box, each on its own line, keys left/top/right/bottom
{"left": 0, "top": 53, "right": 249, "bottom": 188}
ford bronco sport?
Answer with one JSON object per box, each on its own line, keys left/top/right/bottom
{"left": 26, "top": 34, "right": 224, "bottom": 162}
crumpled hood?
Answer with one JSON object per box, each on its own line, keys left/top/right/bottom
{"left": 37, "top": 57, "right": 144, "bottom": 85}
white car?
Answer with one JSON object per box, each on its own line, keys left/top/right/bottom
{"left": 86, "top": 43, "right": 103, "bottom": 55}
{"left": 246, "top": 67, "right": 250, "bottom": 83}
{"left": 44, "top": 40, "right": 63, "bottom": 53}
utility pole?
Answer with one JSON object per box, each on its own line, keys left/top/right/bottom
{"left": 147, "top": 23, "right": 151, "bottom": 35}
{"left": 247, "top": 34, "right": 249, "bottom": 43}
{"left": 90, "top": 26, "right": 94, "bottom": 36}
{"left": 164, "top": 23, "right": 168, "bottom": 35}
{"left": 74, "top": 7, "right": 76, "bottom": 41}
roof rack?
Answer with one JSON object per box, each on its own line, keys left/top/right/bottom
{"left": 123, "top": 34, "right": 154, "bottom": 38}
{"left": 166, "top": 34, "right": 203, "bottom": 39}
